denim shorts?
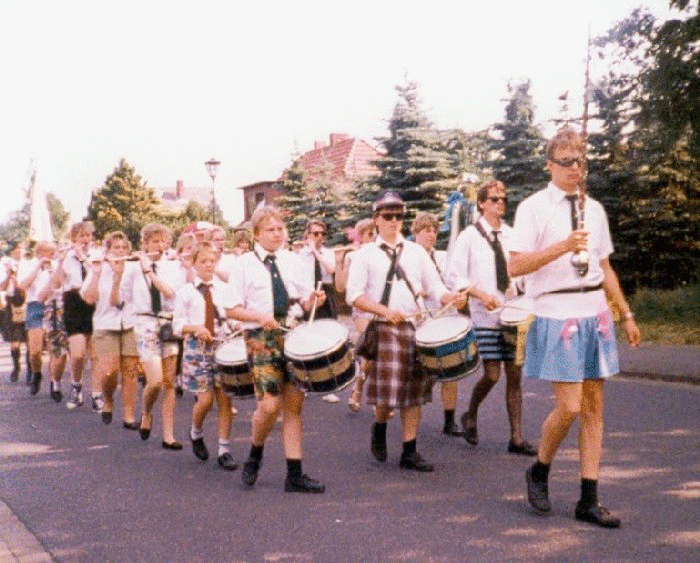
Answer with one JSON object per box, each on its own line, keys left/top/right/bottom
{"left": 25, "top": 301, "right": 45, "bottom": 330}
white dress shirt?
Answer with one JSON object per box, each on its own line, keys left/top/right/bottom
{"left": 120, "top": 257, "right": 186, "bottom": 316}
{"left": 61, "top": 249, "right": 88, "bottom": 291}
{"left": 510, "top": 182, "right": 613, "bottom": 319}
{"left": 297, "top": 244, "right": 335, "bottom": 286}
{"left": 445, "top": 217, "right": 516, "bottom": 328}
{"left": 81, "top": 263, "right": 132, "bottom": 331}
{"left": 173, "top": 276, "right": 235, "bottom": 337}
{"left": 345, "top": 235, "right": 449, "bottom": 322}
{"left": 230, "top": 243, "right": 314, "bottom": 330}
{"left": 18, "top": 258, "right": 54, "bottom": 303}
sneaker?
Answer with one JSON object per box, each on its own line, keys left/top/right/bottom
{"left": 66, "top": 386, "right": 84, "bottom": 410}
{"left": 92, "top": 394, "right": 105, "bottom": 413}
{"left": 322, "top": 393, "right": 340, "bottom": 403}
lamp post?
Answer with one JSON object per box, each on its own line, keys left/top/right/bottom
{"left": 204, "top": 158, "right": 220, "bottom": 224}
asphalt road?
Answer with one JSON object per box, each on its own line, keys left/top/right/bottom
{"left": 1, "top": 351, "right": 699, "bottom": 562}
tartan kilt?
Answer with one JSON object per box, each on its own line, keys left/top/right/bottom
{"left": 366, "top": 321, "right": 432, "bottom": 409}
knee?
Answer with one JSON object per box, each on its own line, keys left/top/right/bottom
{"left": 557, "top": 400, "right": 582, "bottom": 421}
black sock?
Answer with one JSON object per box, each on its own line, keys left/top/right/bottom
{"left": 580, "top": 478, "right": 598, "bottom": 508}
{"left": 372, "top": 421, "right": 387, "bottom": 441}
{"left": 444, "top": 409, "right": 455, "bottom": 428}
{"left": 11, "top": 348, "right": 20, "bottom": 369}
{"left": 286, "top": 458, "right": 302, "bottom": 480}
{"left": 531, "top": 460, "right": 550, "bottom": 482}
{"left": 249, "top": 444, "right": 264, "bottom": 463}
{"left": 402, "top": 439, "right": 417, "bottom": 457}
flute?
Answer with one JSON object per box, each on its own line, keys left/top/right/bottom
{"left": 570, "top": 165, "right": 589, "bottom": 277}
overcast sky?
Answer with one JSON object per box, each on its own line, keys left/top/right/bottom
{"left": 0, "top": 0, "right": 680, "bottom": 228}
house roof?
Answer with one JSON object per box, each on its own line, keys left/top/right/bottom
{"left": 298, "top": 134, "right": 382, "bottom": 180}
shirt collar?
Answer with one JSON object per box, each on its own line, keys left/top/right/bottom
{"left": 547, "top": 181, "right": 581, "bottom": 203}
{"left": 374, "top": 234, "right": 404, "bottom": 250}
{"left": 254, "top": 242, "right": 275, "bottom": 261}
{"left": 194, "top": 275, "right": 212, "bottom": 287}
{"left": 477, "top": 215, "right": 502, "bottom": 235}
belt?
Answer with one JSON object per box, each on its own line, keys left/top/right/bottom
{"left": 545, "top": 283, "right": 603, "bottom": 295}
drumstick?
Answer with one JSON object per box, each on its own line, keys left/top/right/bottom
{"left": 307, "top": 281, "right": 323, "bottom": 324}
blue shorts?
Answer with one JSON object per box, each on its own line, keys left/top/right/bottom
{"left": 25, "top": 301, "right": 46, "bottom": 330}
{"left": 523, "top": 311, "right": 619, "bottom": 382}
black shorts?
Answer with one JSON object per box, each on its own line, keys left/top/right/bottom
{"left": 62, "top": 290, "right": 95, "bottom": 336}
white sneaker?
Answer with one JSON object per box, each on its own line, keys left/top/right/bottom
{"left": 322, "top": 393, "right": 340, "bottom": 403}
{"left": 91, "top": 394, "right": 105, "bottom": 413}
{"left": 66, "top": 386, "right": 83, "bottom": 410}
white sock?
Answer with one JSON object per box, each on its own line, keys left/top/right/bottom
{"left": 218, "top": 440, "right": 230, "bottom": 457}
{"left": 190, "top": 427, "right": 204, "bottom": 441}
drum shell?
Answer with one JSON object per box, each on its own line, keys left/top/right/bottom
{"left": 284, "top": 320, "right": 355, "bottom": 393}
{"left": 415, "top": 315, "right": 480, "bottom": 382}
{"left": 214, "top": 340, "right": 254, "bottom": 398}
{"left": 498, "top": 298, "right": 534, "bottom": 367}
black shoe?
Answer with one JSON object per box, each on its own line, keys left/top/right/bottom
{"left": 139, "top": 414, "right": 152, "bottom": 441}
{"left": 162, "top": 440, "right": 183, "bottom": 451}
{"left": 217, "top": 453, "right": 238, "bottom": 471}
{"left": 9, "top": 367, "right": 19, "bottom": 382}
{"left": 175, "top": 386, "right": 184, "bottom": 398}
{"left": 123, "top": 421, "right": 139, "bottom": 430}
{"left": 241, "top": 460, "right": 260, "bottom": 487}
{"left": 508, "top": 440, "right": 538, "bottom": 456}
{"left": 191, "top": 437, "right": 209, "bottom": 461}
{"left": 525, "top": 465, "right": 551, "bottom": 513}
{"left": 399, "top": 451, "right": 434, "bottom": 472}
{"left": 101, "top": 412, "right": 113, "bottom": 425}
{"left": 284, "top": 474, "right": 325, "bottom": 494}
{"left": 442, "top": 421, "right": 465, "bottom": 437}
{"left": 51, "top": 389, "right": 63, "bottom": 402}
{"left": 575, "top": 502, "right": 621, "bottom": 528}
{"left": 371, "top": 425, "right": 387, "bottom": 462}
{"left": 460, "top": 412, "right": 478, "bottom": 445}
{"left": 29, "top": 373, "right": 42, "bottom": 396}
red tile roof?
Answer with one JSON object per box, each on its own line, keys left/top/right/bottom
{"left": 298, "top": 134, "right": 382, "bottom": 181}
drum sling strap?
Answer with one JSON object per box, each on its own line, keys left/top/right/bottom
{"left": 378, "top": 244, "right": 421, "bottom": 309}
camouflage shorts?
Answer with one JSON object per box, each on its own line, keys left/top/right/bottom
{"left": 182, "top": 336, "right": 220, "bottom": 393}
{"left": 244, "top": 328, "right": 292, "bottom": 398}
{"left": 43, "top": 304, "right": 68, "bottom": 358}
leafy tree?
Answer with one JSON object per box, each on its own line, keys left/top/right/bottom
{"left": 47, "top": 193, "right": 70, "bottom": 240}
{"left": 0, "top": 204, "right": 29, "bottom": 245}
{"left": 486, "top": 80, "right": 549, "bottom": 219}
{"left": 86, "top": 159, "right": 160, "bottom": 247}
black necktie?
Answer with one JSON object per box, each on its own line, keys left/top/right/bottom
{"left": 492, "top": 231, "right": 510, "bottom": 294}
{"left": 565, "top": 195, "right": 578, "bottom": 231}
{"left": 197, "top": 283, "right": 215, "bottom": 334}
{"left": 77, "top": 255, "right": 86, "bottom": 281}
{"left": 149, "top": 262, "right": 161, "bottom": 314}
{"left": 314, "top": 255, "right": 322, "bottom": 286}
{"left": 379, "top": 244, "right": 400, "bottom": 306}
{"left": 264, "top": 254, "right": 289, "bottom": 320}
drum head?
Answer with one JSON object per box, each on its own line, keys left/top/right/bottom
{"left": 415, "top": 315, "right": 472, "bottom": 347}
{"left": 499, "top": 297, "right": 534, "bottom": 326}
{"left": 214, "top": 338, "right": 247, "bottom": 365}
{"left": 284, "top": 319, "right": 348, "bottom": 360}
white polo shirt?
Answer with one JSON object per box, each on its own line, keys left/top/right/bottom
{"left": 18, "top": 258, "right": 54, "bottom": 303}
{"left": 511, "top": 182, "right": 613, "bottom": 319}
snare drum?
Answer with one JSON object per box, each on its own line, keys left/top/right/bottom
{"left": 414, "top": 315, "right": 480, "bottom": 382}
{"left": 214, "top": 337, "right": 254, "bottom": 398}
{"left": 284, "top": 319, "right": 355, "bottom": 393}
{"left": 498, "top": 297, "right": 534, "bottom": 366}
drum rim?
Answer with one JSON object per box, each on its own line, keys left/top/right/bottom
{"left": 499, "top": 297, "right": 534, "bottom": 325}
{"left": 284, "top": 320, "right": 349, "bottom": 360}
{"left": 214, "top": 338, "right": 248, "bottom": 365}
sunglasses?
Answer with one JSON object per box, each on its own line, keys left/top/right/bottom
{"left": 488, "top": 196, "right": 507, "bottom": 203}
{"left": 550, "top": 157, "right": 585, "bottom": 168}
{"left": 378, "top": 212, "right": 405, "bottom": 221}
{"left": 310, "top": 231, "right": 326, "bottom": 237}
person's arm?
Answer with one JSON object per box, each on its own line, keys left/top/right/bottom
{"left": 509, "top": 229, "right": 586, "bottom": 277}
{"left": 601, "top": 258, "right": 641, "bottom": 347}
{"left": 80, "top": 264, "right": 101, "bottom": 305}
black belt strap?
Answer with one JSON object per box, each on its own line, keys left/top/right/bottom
{"left": 546, "top": 282, "right": 603, "bottom": 295}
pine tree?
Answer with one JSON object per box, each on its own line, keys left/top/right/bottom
{"left": 375, "top": 78, "right": 462, "bottom": 231}
{"left": 487, "top": 80, "right": 548, "bottom": 219}
{"left": 86, "top": 159, "right": 160, "bottom": 246}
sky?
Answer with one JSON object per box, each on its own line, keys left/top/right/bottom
{"left": 0, "top": 0, "right": 682, "bottom": 228}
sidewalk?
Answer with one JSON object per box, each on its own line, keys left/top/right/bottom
{"left": 618, "top": 341, "right": 700, "bottom": 385}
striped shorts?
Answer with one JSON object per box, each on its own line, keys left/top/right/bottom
{"left": 475, "top": 327, "right": 515, "bottom": 362}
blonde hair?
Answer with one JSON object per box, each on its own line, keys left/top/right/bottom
{"left": 355, "top": 218, "right": 375, "bottom": 238}
{"left": 547, "top": 128, "right": 584, "bottom": 160}
{"left": 251, "top": 206, "right": 284, "bottom": 236}
{"left": 104, "top": 231, "right": 132, "bottom": 252}
{"left": 139, "top": 223, "right": 168, "bottom": 246}
{"left": 70, "top": 221, "right": 94, "bottom": 241}
{"left": 411, "top": 212, "right": 439, "bottom": 235}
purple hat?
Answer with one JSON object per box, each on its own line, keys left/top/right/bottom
{"left": 373, "top": 190, "right": 405, "bottom": 212}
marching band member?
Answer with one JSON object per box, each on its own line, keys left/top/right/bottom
{"left": 445, "top": 181, "right": 536, "bottom": 454}
{"left": 57, "top": 222, "right": 97, "bottom": 411}
{"left": 121, "top": 223, "right": 186, "bottom": 450}
{"left": 298, "top": 220, "right": 336, "bottom": 320}
{"left": 18, "top": 241, "right": 56, "bottom": 394}
{"left": 411, "top": 212, "right": 465, "bottom": 438}
{"left": 230, "top": 206, "right": 327, "bottom": 493}
{"left": 173, "top": 241, "right": 238, "bottom": 470}
{"left": 1, "top": 241, "right": 28, "bottom": 383}
{"left": 345, "top": 191, "right": 467, "bottom": 472}
{"left": 80, "top": 232, "right": 140, "bottom": 427}
{"left": 510, "top": 128, "right": 641, "bottom": 528}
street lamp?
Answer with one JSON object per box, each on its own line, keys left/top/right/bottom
{"left": 204, "top": 158, "right": 220, "bottom": 224}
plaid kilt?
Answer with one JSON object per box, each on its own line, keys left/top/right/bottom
{"left": 366, "top": 321, "right": 432, "bottom": 409}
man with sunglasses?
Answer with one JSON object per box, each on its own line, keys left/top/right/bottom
{"left": 445, "top": 180, "right": 537, "bottom": 456}
{"left": 510, "top": 128, "right": 641, "bottom": 528}
{"left": 298, "top": 220, "right": 337, "bottom": 320}
{"left": 346, "top": 191, "right": 467, "bottom": 472}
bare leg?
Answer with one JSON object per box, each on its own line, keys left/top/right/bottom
{"left": 537, "top": 382, "right": 583, "bottom": 465}
{"left": 504, "top": 361, "right": 524, "bottom": 444}
{"left": 281, "top": 383, "right": 304, "bottom": 460}
{"left": 579, "top": 380, "right": 605, "bottom": 480}
{"left": 160, "top": 355, "right": 178, "bottom": 443}
{"left": 120, "top": 356, "right": 140, "bottom": 424}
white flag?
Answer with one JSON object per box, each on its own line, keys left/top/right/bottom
{"left": 28, "top": 170, "right": 54, "bottom": 242}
